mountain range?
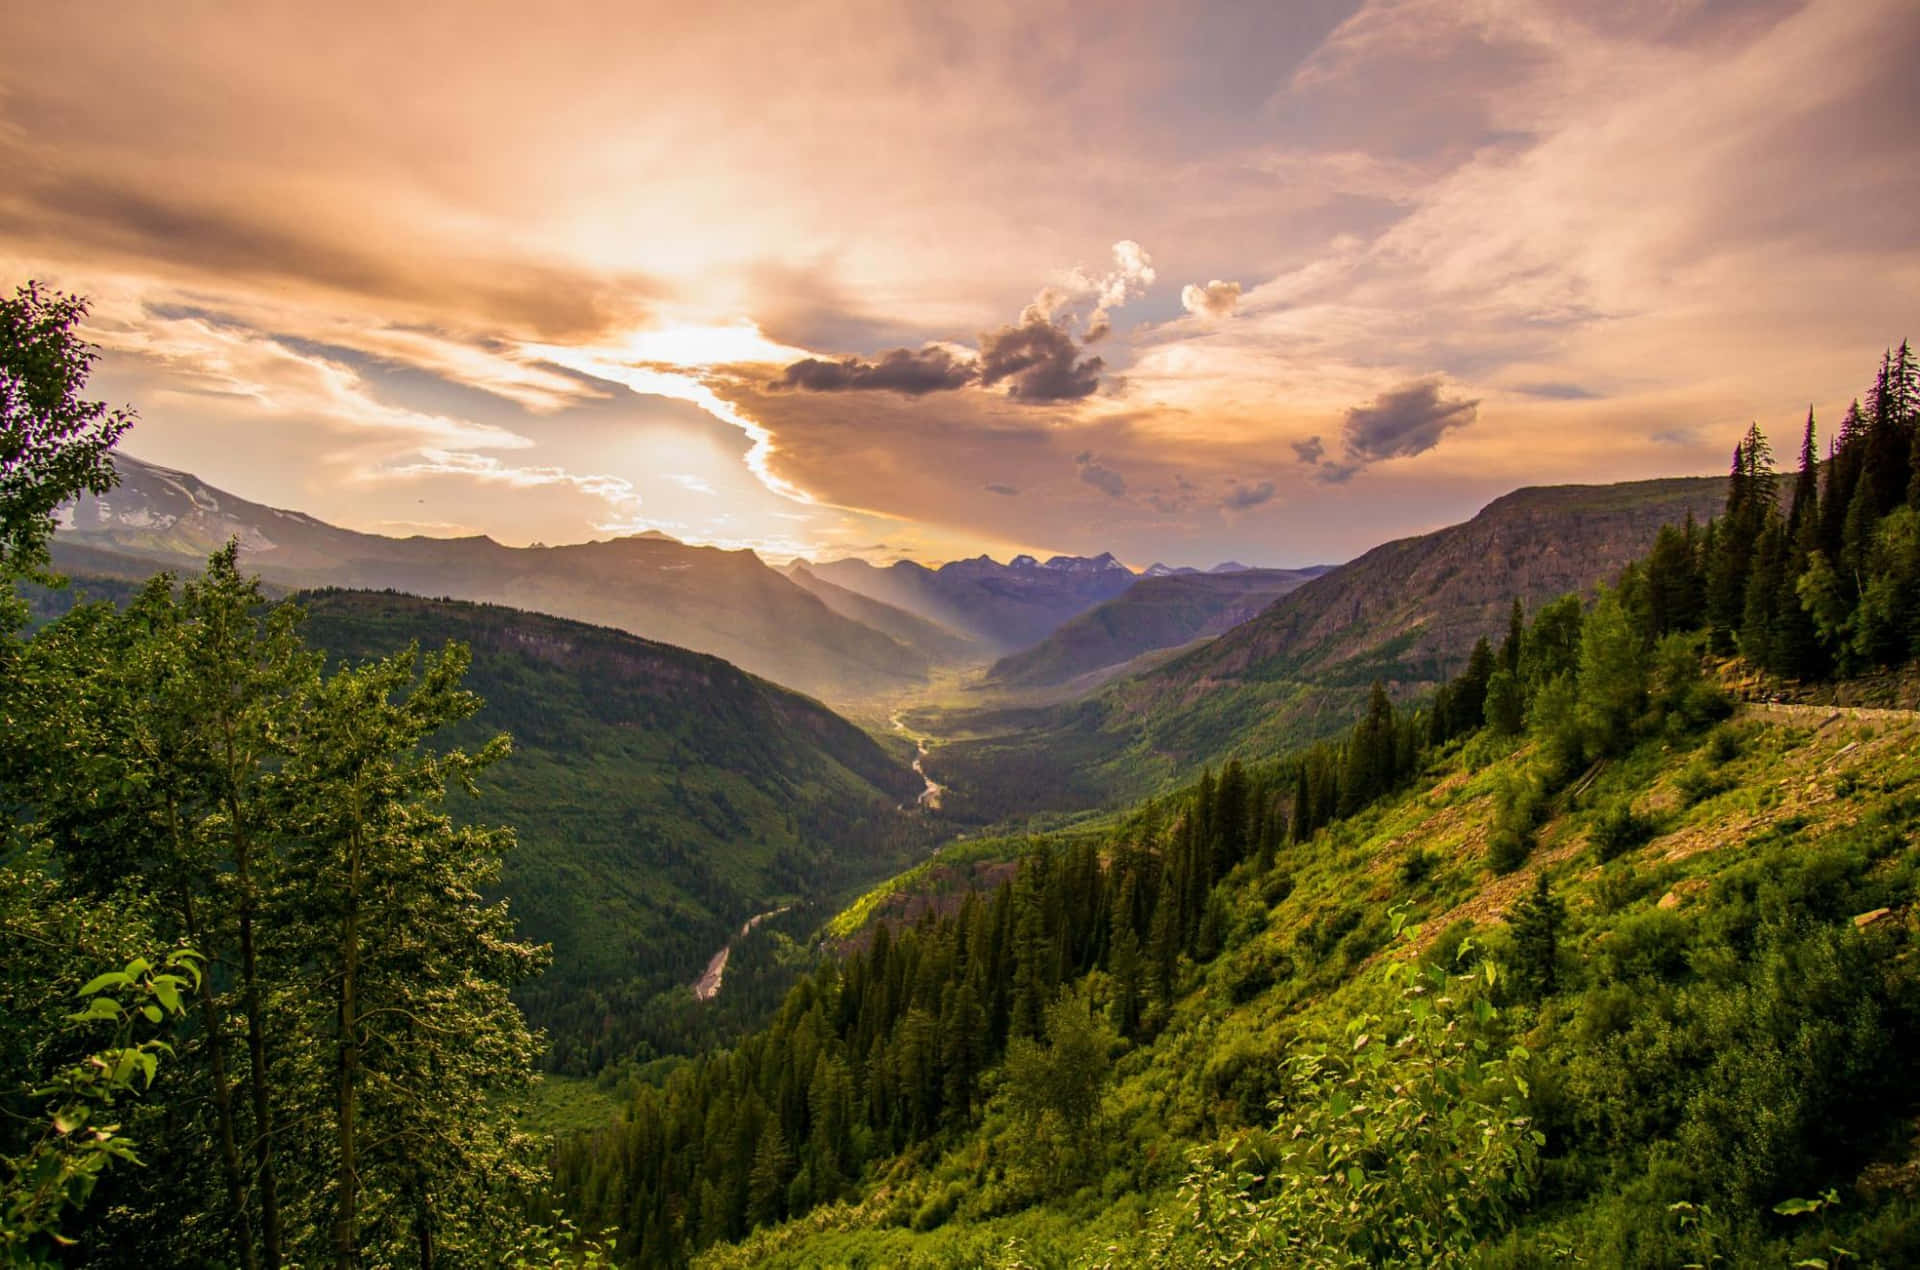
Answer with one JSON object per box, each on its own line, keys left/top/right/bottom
{"left": 981, "top": 566, "right": 1331, "bottom": 693}
{"left": 805, "top": 551, "right": 1141, "bottom": 652}
{"left": 921, "top": 476, "right": 1731, "bottom": 821}
{"left": 62, "top": 456, "right": 1237, "bottom": 704}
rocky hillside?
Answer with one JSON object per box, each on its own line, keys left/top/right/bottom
{"left": 1156, "top": 478, "right": 1728, "bottom": 685}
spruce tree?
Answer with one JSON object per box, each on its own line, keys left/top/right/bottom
{"left": 1507, "top": 873, "right": 1565, "bottom": 1001}
{"left": 1788, "top": 408, "right": 1819, "bottom": 538}
{"left": 1739, "top": 514, "right": 1788, "bottom": 673}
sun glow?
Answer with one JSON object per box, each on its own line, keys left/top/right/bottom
{"left": 523, "top": 331, "right": 815, "bottom": 506}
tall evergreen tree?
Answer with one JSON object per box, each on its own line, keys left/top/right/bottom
{"left": 1788, "top": 408, "right": 1819, "bottom": 538}
{"left": 1508, "top": 873, "right": 1566, "bottom": 1001}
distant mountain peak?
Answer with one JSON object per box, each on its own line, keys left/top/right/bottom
{"left": 1208, "top": 561, "right": 1252, "bottom": 574}
{"left": 1144, "top": 562, "right": 1200, "bottom": 577}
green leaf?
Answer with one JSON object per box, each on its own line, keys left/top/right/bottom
{"left": 77, "top": 971, "right": 130, "bottom": 997}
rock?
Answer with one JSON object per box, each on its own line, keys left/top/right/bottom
{"left": 1854, "top": 907, "right": 1892, "bottom": 929}
{"left": 1657, "top": 890, "right": 1681, "bottom": 911}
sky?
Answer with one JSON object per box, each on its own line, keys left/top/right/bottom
{"left": 3, "top": 0, "right": 1916, "bottom": 568}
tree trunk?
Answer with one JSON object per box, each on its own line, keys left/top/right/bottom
{"left": 179, "top": 880, "right": 260, "bottom": 1270}
{"left": 333, "top": 801, "right": 363, "bottom": 1269}
{"left": 234, "top": 829, "right": 285, "bottom": 1267}
{"left": 220, "top": 698, "right": 285, "bottom": 1268}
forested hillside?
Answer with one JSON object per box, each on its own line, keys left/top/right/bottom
{"left": 547, "top": 345, "right": 1920, "bottom": 1267}
{"left": 919, "top": 476, "right": 1730, "bottom": 824}
{"left": 296, "top": 590, "right": 931, "bottom": 1072}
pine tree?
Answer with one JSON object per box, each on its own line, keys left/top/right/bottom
{"left": 1145, "top": 888, "right": 1177, "bottom": 1019}
{"left": 1820, "top": 400, "right": 1867, "bottom": 561}
{"left": 1788, "top": 408, "right": 1819, "bottom": 538}
{"left": 1740, "top": 514, "right": 1789, "bottom": 673}
{"left": 746, "top": 1120, "right": 793, "bottom": 1228}
{"left": 1501, "top": 597, "right": 1524, "bottom": 673}
{"left": 1107, "top": 919, "right": 1143, "bottom": 1039}
{"left": 1864, "top": 347, "right": 1916, "bottom": 518}
{"left": 1507, "top": 873, "right": 1566, "bottom": 1001}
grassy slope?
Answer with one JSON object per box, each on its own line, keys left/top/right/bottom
{"left": 699, "top": 703, "right": 1920, "bottom": 1267}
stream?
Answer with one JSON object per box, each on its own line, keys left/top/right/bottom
{"left": 690, "top": 905, "right": 792, "bottom": 1002}
{"left": 889, "top": 712, "right": 946, "bottom": 811}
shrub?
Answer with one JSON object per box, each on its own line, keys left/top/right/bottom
{"left": 1398, "top": 846, "right": 1439, "bottom": 886}
{"left": 1591, "top": 800, "right": 1654, "bottom": 861}
{"left": 1706, "top": 724, "right": 1744, "bottom": 764}
{"left": 1153, "top": 960, "right": 1542, "bottom": 1266}
{"left": 1674, "top": 761, "right": 1730, "bottom": 806}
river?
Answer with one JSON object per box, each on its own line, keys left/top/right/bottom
{"left": 690, "top": 905, "right": 792, "bottom": 1002}
{"left": 889, "top": 712, "right": 946, "bottom": 811}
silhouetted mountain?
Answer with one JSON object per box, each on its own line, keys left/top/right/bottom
{"left": 783, "top": 562, "right": 985, "bottom": 665}
{"left": 807, "top": 550, "right": 1138, "bottom": 651}
{"left": 982, "top": 567, "right": 1330, "bottom": 691}
{"left": 58, "top": 455, "right": 937, "bottom": 704}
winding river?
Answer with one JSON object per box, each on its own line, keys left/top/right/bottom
{"left": 690, "top": 905, "right": 792, "bottom": 1002}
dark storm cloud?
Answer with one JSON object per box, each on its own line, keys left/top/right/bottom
{"left": 1075, "top": 451, "right": 1127, "bottom": 497}
{"left": 1221, "top": 480, "right": 1275, "bottom": 510}
{"left": 774, "top": 345, "right": 977, "bottom": 395}
{"left": 1341, "top": 378, "right": 1478, "bottom": 463}
{"left": 979, "top": 318, "right": 1105, "bottom": 402}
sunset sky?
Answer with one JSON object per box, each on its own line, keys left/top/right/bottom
{"left": 3, "top": 0, "right": 1916, "bottom": 567}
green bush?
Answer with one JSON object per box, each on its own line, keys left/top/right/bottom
{"left": 1150, "top": 960, "right": 1542, "bottom": 1267}
{"left": 1590, "top": 800, "right": 1654, "bottom": 861}
{"left": 1398, "top": 846, "right": 1439, "bottom": 885}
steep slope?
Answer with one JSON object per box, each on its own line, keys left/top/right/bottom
{"left": 569, "top": 699, "right": 1920, "bottom": 1268}
{"left": 921, "top": 478, "right": 1728, "bottom": 817}
{"left": 807, "top": 551, "right": 1138, "bottom": 651}
{"left": 57, "top": 455, "right": 936, "bottom": 704}
{"left": 290, "top": 590, "right": 930, "bottom": 1071}
{"left": 982, "top": 566, "right": 1329, "bottom": 691}
{"left": 1148, "top": 478, "right": 1727, "bottom": 686}
{"left": 784, "top": 562, "right": 984, "bottom": 666}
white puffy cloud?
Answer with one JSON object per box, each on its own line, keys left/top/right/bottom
{"left": 1180, "top": 279, "right": 1243, "bottom": 319}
